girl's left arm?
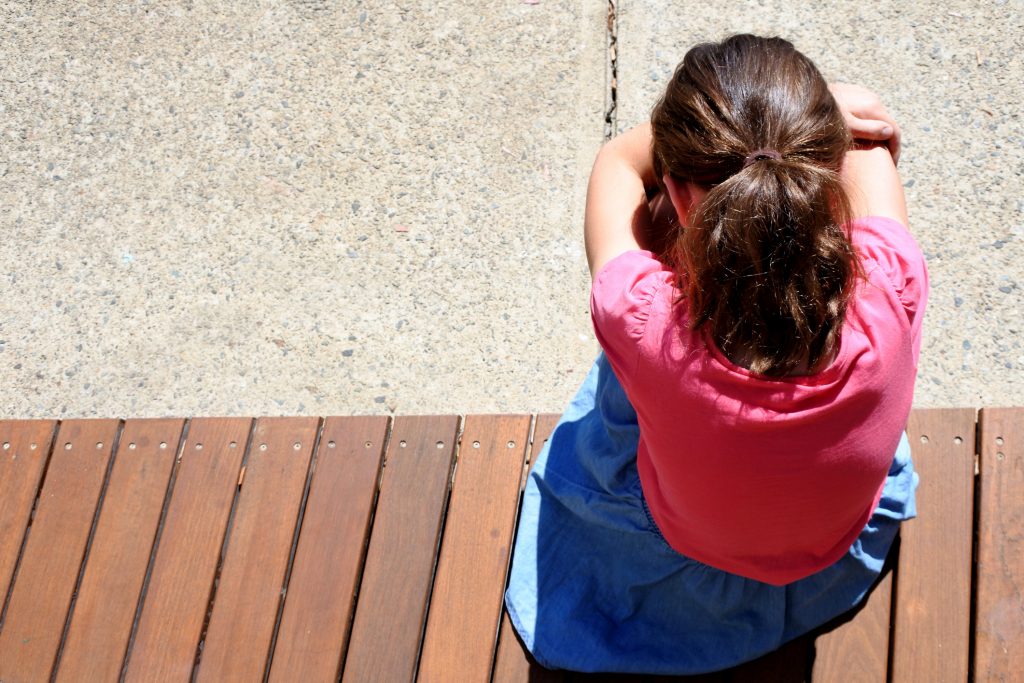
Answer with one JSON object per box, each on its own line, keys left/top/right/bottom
{"left": 584, "top": 123, "right": 660, "bottom": 278}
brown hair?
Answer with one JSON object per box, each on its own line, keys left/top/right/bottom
{"left": 651, "top": 34, "right": 860, "bottom": 377}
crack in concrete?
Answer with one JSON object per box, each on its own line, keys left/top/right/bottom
{"left": 604, "top": 0, "right": 618, "bottom": 139}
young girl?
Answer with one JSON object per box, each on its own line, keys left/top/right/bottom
{"left": 504, "top": 34, "right": 927, "bottom": 674}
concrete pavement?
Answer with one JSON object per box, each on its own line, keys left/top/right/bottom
{"left": 1, "top": 0, "right": 1020, "bottom": 417}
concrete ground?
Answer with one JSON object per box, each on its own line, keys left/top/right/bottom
{"left": 1, "top": 0, "right": 1021, "bottom": 418}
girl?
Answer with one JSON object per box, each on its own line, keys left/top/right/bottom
{"left": 504, "top": 34, "right": 927, "bottom": 674}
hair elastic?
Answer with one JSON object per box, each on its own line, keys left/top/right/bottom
{"left": 742, "top": 149, "right": 782, "bottom": 168}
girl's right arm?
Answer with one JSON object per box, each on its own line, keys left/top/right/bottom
{"left": 585, "top": 123, "right": 684, "bottom": 274}
{"left": 841, "top": 144, "right": 909, "bottom": 228}
{"left": 829, "top": 84, "right": 909, "bottom": 228}
{"left": 584, "top": 124, "right": 659, "bottom": 278}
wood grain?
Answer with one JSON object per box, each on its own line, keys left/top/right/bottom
{"left": 194, "top": 416, "right": 319, "bottom": 682}
{"left": 974, "top": 408, "right": 1023, "bottom": 681}
{"left": 55, "top": 418, "right": 185, "bottom": 683}
{"left": 0, "top": 419, "right": 120, "bottom": 682}
{"left": 492, "top": 413, "right": 563, "bottom": 683}
{"left": 891, "top": 409, "right": 976, "bottom": 683}
{"left": 418, "top": 414, "right": 531, "bottom": 682}
{"left": 341, "top": 415, "right": 458, "bottom": 682}
{"left": 0, "top": 407, "right": 1006, "bottom": 682}
{"left": 268, "top": 416, "right": 388, "bottom": 682}
{"left": 124, "top": 417, "right": 251, "bottom": 682}
{"left": 0, "top": 420, "right": 56, "bottom": 610}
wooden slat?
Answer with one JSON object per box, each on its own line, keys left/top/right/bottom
{"left": 55, "top": 418, "right": 185, "bottom": 682}
{"left": 810, "top": 552, "right": 894, "bottom": 681}
{"left": 974, "top": 408, "right": 1024, "bottom": 680}
{"left": 124, "top": 417, "right": 251, "bottom": 681}
{"left": 493, "top": 413, "right": 563, "bottom": 683}
{"left": 891, "top": 409, "right": 975, "bottom": 682}
{"left": 267, "top": 416, "right": 388, "bottom": 682}
{"left": 194, "top": 416, "right": 319, "bottom": 681}
{"left": 342, "top": 415, "right": 458, "bottom": 682}
{"left": 0, "top": 420, "right": 56, "bottom": 607}
{"left": 493, "top": 615, "right": 565, "bottom": 683}
{"left": 419, "top": 414, "right": 531, "bottom": 682}
{"left": 0, "top": 419, "right": 120, "bottom": 682}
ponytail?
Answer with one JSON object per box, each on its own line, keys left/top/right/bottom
{"left": 651, "top": 34, "right": 860, "bottom": 377}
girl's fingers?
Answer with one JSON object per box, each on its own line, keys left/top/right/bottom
{"left": 847, "top": 116, "right": 901, "bottom": 166}
{"left": 847, "top": 117, "right": 893, "bottom": 140}
{"left": 829, "top": 83, "right": 902, "bottom": 166}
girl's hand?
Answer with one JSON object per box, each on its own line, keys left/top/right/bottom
{"left": 828, "top": 82, "right": 901, "bottom": 165}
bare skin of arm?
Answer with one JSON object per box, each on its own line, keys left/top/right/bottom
{"left": 583, "top": 124, "right": 659, "bottom": 278}
{"left": 842, "top": 143, "right": 909, "bottom": 228}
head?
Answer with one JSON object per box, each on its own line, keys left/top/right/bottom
{"left": 651, "top": 34, "right": 859, "bottom": 377}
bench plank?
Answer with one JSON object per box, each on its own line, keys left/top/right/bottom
{"left": 731, "top": 633, "right": 812, "bottom": 682}
{"left": 54, "top": 418, "right": 185, "bottom": 683}
{"left": 419, "top": 414, "right": 531, "bottom": 682}
{"left": 194, "top": 416, "right": 319, "bottom": 681}
{"left": 0, "top": 420, "right": 56, "bottom": 610}
{"left": 342, "top": 415, "right": 458, "bottom": 682}
{"left": 268, "top": 416, "right": 388, "bottom": 682}
{"left": 974, "top": 408, "right": 1024, "bottom": 681}
{"left": 891, "top": 409, "right": 976, "bottom": 683}
{"left": 124, "top": 417, "right": 251, "bottom": 681}
{"left": 0, "top": 419, "right": 120, "bottom": 682}
{"left": 493, "top": 414, "right": 562, "bottom": 683}
{"left": 0, "top": 409, "right": 1005, "bottom": 681}
{"left": 810, "top": 552, "right": 894, "bottom": 681}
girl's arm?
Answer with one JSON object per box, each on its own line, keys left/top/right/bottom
{"left": 842, "top": 143, "right": 909, "bottom": 228}
{"left": 829, "top": 83, "right": 909, "bottom": 228}
{"left": 583, "top": 124, "right": 659, "bottom": 278}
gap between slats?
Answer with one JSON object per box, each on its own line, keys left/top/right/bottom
{"left": 335, "top": 417, "right": 399, "bottom": 679}
{"left": 117, "top": 418, "right": 193, "bottom": 681}
{"left": 331, "top": 417, "right": 395, "bottom": 681}
{"left": 0, "top": 421, "right": 59, "bottom": 636}
{"left": 50, "top": 420, "right": 128, "bottom": 680}
{"left": 189, "top": 417, "right": 259, "bottom": 680}
{"left": 488, "top": 414, "right": 541, "bottom": 681}
{"left": 968, "top": 426, "right": 982, "bottom": 683}
{"left": 340, "top": 416, "right": 460, "bottom": 681}
{"left": 259, "top": 417, "right": 327, "bottom": 681}
{"left": 886, "top": 532, "right": 901, "bottom": 683}
{"left": 972, "top": 408, "right": 1023, "bottom": 681}
{"left": 891, "top": 410, "right": 977, "bottom": 683}
{"left": 409, "top": 416, "right": 465, "bottom": 681}
{"left": 490, "top": 414, "right": 562, "bottom": 683}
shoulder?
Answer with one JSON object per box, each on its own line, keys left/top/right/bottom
{"left": 849, "top": 216, "right": 929, "bottom": 361}
{"left": 590, "top": 250, "right": 676, "bottom": 376}
{"left": 590, "top": 250, "right": 674, "bottom": 322}
{"left": 849, "top": 215, "right": 927, "bottom": 294}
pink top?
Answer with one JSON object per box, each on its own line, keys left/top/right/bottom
{"left": 590, "top": 216, "right": 928, "bottom": 585}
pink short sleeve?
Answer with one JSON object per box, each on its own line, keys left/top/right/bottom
{"left": 590, "top": 250, "right": 672, "bottom": 380}
{"left": 851, "top": 216, "right": 930, "bottom": 363}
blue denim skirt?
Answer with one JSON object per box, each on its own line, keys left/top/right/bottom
{"left": 504, "top": 352, "right": 918, "bottom": 675}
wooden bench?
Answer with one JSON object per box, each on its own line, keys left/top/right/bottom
{"left": 0, "top": 409, "right": 1019, "bottom": 681}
